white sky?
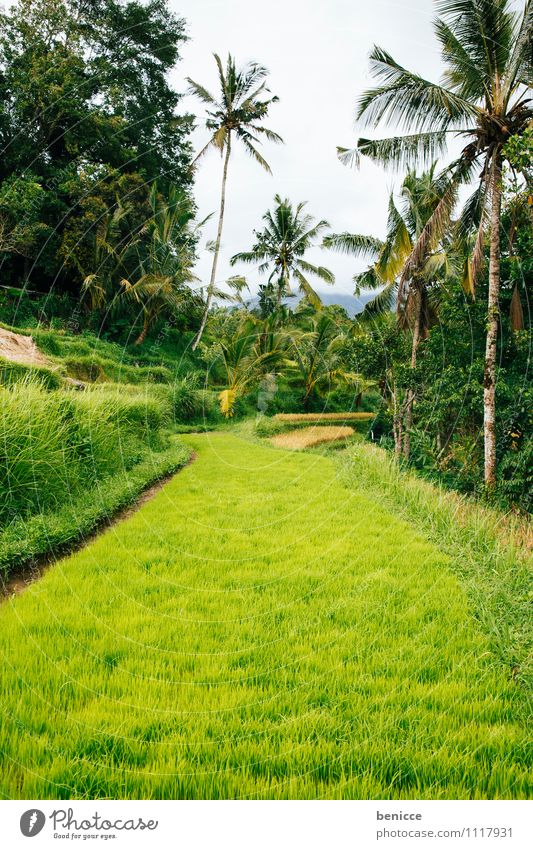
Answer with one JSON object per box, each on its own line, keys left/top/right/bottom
{"left": 171, "top": 0, "right": 445, "bottom": 295}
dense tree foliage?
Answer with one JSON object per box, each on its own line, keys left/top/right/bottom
{"left": 0, "top": 0, "right": 194, "bottom": 315}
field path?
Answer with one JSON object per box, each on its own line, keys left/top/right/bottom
{"left": 0, "top": 433, "right": 529, "bottom": 799}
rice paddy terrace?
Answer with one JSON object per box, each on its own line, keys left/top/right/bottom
{"left": 0, "top": 433, "right": 530, "bottom": 799}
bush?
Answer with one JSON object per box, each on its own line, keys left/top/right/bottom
{"left": 0, "top": 438, "right": 191, "bottom": 579}
{"left": 166, "top": 375, "right": 204, "bottom": 422}
{"left": 62, "top": 355, "right": 173, "bottom": 385}
{"left": 499, "top": 440, "right": 533, "bottom": 513}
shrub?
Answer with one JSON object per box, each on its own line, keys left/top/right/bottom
{"left": 166, "top": 375, "right": 205, "bottom": 422}
{"left": 499, "top": 440, "right": 533, "bottom": 513}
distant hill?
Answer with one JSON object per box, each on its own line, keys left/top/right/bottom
{"left": 309, "top": 290, "right": 375, "bottom": 316}
{"left": 240, "top": 289, "right": 376, "bottom": 317}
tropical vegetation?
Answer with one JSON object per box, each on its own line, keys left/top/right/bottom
{"left": 0, "top": 0, "right": 531, "bottom": 803}
{"left": 339, "top": 0, "right": 532, "bottom": 486}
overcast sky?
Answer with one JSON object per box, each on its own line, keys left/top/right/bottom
{"left": 170, "top": 0, "right": 445, "bottom": 296}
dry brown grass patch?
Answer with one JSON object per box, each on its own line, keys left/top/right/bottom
{"left": 274, "top": 412, "right": 373, "bottom": 423}
{"left": 270, "top": 425, "right": 355, "bottom": 450}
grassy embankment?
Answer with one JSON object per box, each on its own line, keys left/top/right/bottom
{"left": 0, "top": 324, "right": 218, "bottom": 577}
{"left": 0, "top": 433, "right": 529, "bottom": 799}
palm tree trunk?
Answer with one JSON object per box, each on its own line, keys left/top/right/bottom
{"left": 391, "top": 379, "right": 403, "bottom": 457}
{"left": 192, "top": 134, "right": 232, "bottom": 351}
{"left": 402, "top": 286, "right": 422, "bottom": 459}
{"left": 134, "top": 314, "right": 150, "bottom": 346}
{"left": 276, "top": 279, "right": 283, "bottom": 308}
{"left": 483, "top": 153, "right": 502, "bottom": 488}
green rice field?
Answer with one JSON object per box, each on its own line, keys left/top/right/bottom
{"left": 0, "top": 433, "right": 530, "bottom": 799}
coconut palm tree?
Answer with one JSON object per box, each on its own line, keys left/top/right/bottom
{"left": 187, "top": 53, "right": 283, "bottom": 350}
{"left": 81, "top": 204, "right": 128, "bottom": 312}
{"left": 325, "top": 167, "right": 456, "bottom": 457}
{"left": 340, "top": 0, "right": 532, "bottom": 486}
{"left": 215, "top": 317, "right": 289, "bottom": 416}
{"left": 230, "top": 195, "right": 335, "bottom": 310}
{"left": 288, "top": 313, "right": 362, "bottom": 408}
{"left": 120, "top": 185, "right": 201, "bottom": 345}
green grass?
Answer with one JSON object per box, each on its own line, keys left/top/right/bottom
{"left": 0, "top": 356, "right": 63, "bottom": 390}
{"left": 0, "top": 322, "right": 202, "bottom": 385}
{"left": 0, "top": 436, "right": 190, "bottom": 577}
{"left": 340, "top": 441, "right": 533, "bottom": 690}
{"left": 0, "top": 380, "right": 173, "bottom": 525}
{"left": 0, "top": 433, "right": 529, "bottom": 799}
{"left": 0, "top": 378, "right": 193, "bottom": 574}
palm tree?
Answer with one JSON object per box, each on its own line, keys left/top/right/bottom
{"left": 340, "top": 0, "right": 532, "bottom": 487}
{"left": 187, "top": 53, "right": 283, "bottom": 350}
{"left": 215, "top": 317, "right": 288, "bottom": 416}
{"left": 231, "top": 195, "right": 335, "bottom": 310}
{"left": 81, "top": 204, "right": 128, "bottom": 312}
{"left": 288, "top": 313, "right": 361, "bottom": 408}
{"left": 325, "top": 167, "right": 455, "bottom": 457}
{"left": 120, "top": 185, "right": 200, "bottom": 345}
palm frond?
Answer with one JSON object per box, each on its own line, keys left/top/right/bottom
{"left": 399, "top": 158, "right": 474, "bottom": 286}
{"left": 353, "top": 266, "right": 385, "bottom": 293}
{"left": 356, "top": 131, "right": 451, "bottom": 169}
{"left": 293, "top": 269, "right": 323, "bottom": 309}
{"left": 357, "top": 45, "right": 479, "bottom": 131}
{"left": 186, "top": 77, "right": 216, "bottom": 105}
{"left": 456, "top": 179, "right": 487, "bottom": 239}
{"left": 297, "top": 259, "right": 335, "bottom": 284}
{"left": 504, "top": 0, "right": 533, "bottom": 93}
{"left": 436, "top": 0, "right": 516, "bottom": 92}
{"left": 247, "top": 125, "right": 284, "bottom": 144}
{"left": 192, "top": 138, "right": 217, "bottom": 165}
{"left": 241, "top": 138, "right": 272, "bottom": 173}
{"left": 230, "top": 249, "right": 270, "bottom": 266}
{"left": 336, "top": 146, "right": 360, "bottom": 167}
{"left": 469, "top": 213, "right": 487, "bottom": 294}
{"left": 361, "top": 282, "right": 397, "bottom": 317}
{"left": 435, "top": 17, "right": 488, "bottom": 100}
{"left": 323, "top": 232, "right": 383, "bottom": 258}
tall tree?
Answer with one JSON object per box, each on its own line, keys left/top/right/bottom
{"left": 0, "top": 0, "right": 193, "bottom": 292}
{"left": 325, "top": 167, "right": 455, "bottom": 457}
{"left": 340, "top": 0, "right": 532, "bottom": 487}
{"left": 187, "top": 53, "right": 282, "bottom": 350}
{"left": 231, "top": 194, "right": 335, "bottom": 310}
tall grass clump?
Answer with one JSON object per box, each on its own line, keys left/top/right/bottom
{"left": 0, "top": 379, "right": 173, "bottom": 526}
{"left": 0, "top": 357, "right": 63, "bottom": 390}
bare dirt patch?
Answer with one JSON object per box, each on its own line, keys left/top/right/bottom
{"left": 0, "top": 327, "right": 50, "bottom": 367}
